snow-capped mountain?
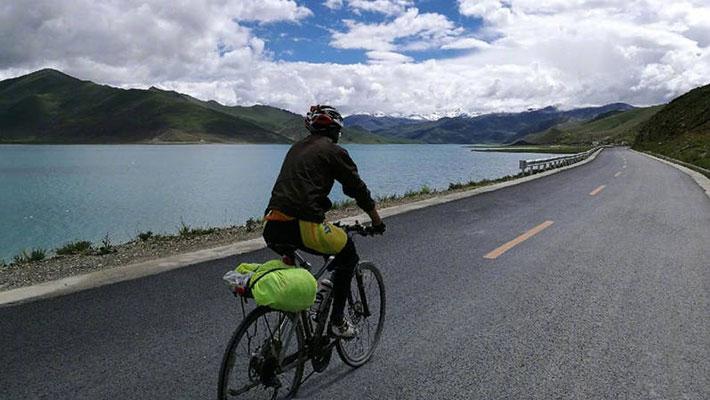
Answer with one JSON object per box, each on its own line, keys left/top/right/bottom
{"left": 345, "top": 103, "right": 636, "bottom": 144}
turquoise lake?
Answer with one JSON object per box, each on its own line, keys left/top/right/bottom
{"left": 0, "top": 144, "right": 562, "bottom": 260}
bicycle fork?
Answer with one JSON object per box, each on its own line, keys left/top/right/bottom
{"left": 353, "top": 267, "right": 371, "bottom": 318}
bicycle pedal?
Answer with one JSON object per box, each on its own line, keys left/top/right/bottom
{"left": 264, "top": 375, "right": 282, "bottom": 388}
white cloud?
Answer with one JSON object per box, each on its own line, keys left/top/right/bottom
{"left": 453, "top": 0, "right": 710, "bottom": 105}
{"left": 233, "top": 0, "right": 312, "bottom": 23}
{"left": 348, "top": 0, "right": 414, "bottom": 16}
{"left": 1, "top": 0, "right": 710, "bottom": 117}
{"left": 324, "top": 0, "right": 344, "bottom": 10}
{"left": 458, "top": 0, "right": 512, "bottom": 25}
{"left": 441, "top": 37, "right": 491, "bottom": 50}
{"left": 331, "top": 8, "right": 463, "bottom": 55}
{"left": 0, "top": 0, "right": 312, "bottom": 83}
{"left": 158, "top": 58, "right": 572, "bottom": 117}
{"left": 365, "top": 51, "right": 413, "bottom": 64}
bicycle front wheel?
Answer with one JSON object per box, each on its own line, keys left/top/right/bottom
{"left": 336, "top": 262, "right": 386, "bottom": 367}
{"left": 218, "top": 306, "right": 305, "bottom": 400}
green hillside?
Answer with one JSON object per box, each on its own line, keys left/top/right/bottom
{"left": 252, "top": 109, "right": 403, "bottom": 144}
{"left": 524, "top": 105, "right": 663, "bottom": 145}
{"left": 372, "top": 104, "right": 634, "bottom": 144}
{"left": 0, "top": 69, "right": 399, "bottom": 144}
{"left": 634, "top": 84, "right": 710, "bottom": 169}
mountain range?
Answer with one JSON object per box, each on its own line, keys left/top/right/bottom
{"left": 0, "top": 69, "right": 397, "bottom": 144}
{"left": 522, "top": 105, "right": 665, "bottom": 146}
{"left": 346, "top": 84, "right": 708, "bottom": 169}
{"left": 1, "top": 68, "right": 707, "bottom": 167}
{"left": 344, "top": 103, "right": 635, "bottom": 144}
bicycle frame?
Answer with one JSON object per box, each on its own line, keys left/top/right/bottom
{"left": 292, "top": 250, "right": 332, "bottom": 279}
{"left": 250, "top": 227, "right": 375, "bottom": 378}
{"left": 271, "top": 250, "right": 334, "bottom": 372}
{"left": 220, "top": 222, "right": 383, "bottom": 397}
{"left": 275, "top": 249, "right": 372, "bottom": 375}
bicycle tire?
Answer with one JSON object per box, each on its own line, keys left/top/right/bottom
{"left": 218, "top": 306, "right": 305, "bottom": 400}
{"left": 336, "top": 262, "right": 386, "bottom": 367}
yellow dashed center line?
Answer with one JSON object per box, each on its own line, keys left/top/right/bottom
{"left": 484, "top": 221, "right": 555, "bottom": 260}
{"left": 590, "top": 185, "right": 606, "bottom": 196}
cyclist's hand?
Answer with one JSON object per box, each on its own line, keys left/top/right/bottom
{"left": 368, "top": 222, "right": 386, "bottom": 235}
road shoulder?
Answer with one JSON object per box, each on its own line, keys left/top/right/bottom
{"left": 633, "top": 150, "right": 710, "bottom": 200}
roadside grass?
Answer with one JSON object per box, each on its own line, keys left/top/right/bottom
{"left": 179, "top": 220, "right": 217, "bottom": 237}
{"left": 98, "top": 233, "right": 115, "bottom": 255}
{"left": 12, "top": 248, "right": 46, "bottom": 264}
{"left": 332, "top": 174, "right": 521, "bottom": 212}
{"left": 3, "top": 172, "right": 525, "bottom": 268}
{"left": 245, "top": 217, "right": 264, "bottom": 232}
{"left": 332, "top": 199, "right": 356, "bottom": 210}
{"left": 446, "top": 175, "right": 519, "bottom": 192}
{"left": 56, "top": 240, "right": 93, "bottom": 256}
{"left": 137, "top": 231, "right": 153, "bottom": 241}
{"left": 634, "top": 132, "right": 710, "bottom": 171}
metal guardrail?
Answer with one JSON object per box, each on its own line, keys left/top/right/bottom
{"left": 519, "top": 146, "right": 603, "bottom": 174}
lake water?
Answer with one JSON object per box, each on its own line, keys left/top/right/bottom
{"left": 0, "top": 145, "right": 562, "bottom": 261}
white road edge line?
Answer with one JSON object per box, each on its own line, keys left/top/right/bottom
{"left": 0, "top": 148, "right": 606, "bottom": 307}
{"left": 634, "top": 150, "right": 710, "bottom": 201}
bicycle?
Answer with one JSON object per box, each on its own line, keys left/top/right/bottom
{"left": 218, "top": 222, "right": 386, "bottom": 399}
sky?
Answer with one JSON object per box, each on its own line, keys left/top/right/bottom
{"left": 1, "top": 0, "right": 710, "bottom": 117}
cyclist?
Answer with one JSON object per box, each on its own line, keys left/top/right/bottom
{"left": 263, "top": 105, "right": 385, "bottom": 338}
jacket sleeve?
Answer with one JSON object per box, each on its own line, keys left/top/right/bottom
{"left": 332, "top": 147, "right": 376, "bottom": 212}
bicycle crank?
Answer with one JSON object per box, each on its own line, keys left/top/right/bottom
{"left": 309, "top": 336, "right": 333, "bottom": 372}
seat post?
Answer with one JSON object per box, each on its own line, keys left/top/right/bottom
{"left": 267, "top": 242, "right": 298, "bottom": 265}
{"left": 293, "top": 251, "right": 305, "bottom": 264}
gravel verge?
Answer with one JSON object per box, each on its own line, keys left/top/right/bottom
{"left": 0, "top": 180, "right": 509, "bottom": 291}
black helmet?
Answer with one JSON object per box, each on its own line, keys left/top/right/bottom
{"left": 305, "top": 105, "right": 343, "bottom": 142}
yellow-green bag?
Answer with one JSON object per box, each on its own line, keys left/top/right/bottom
{"left": 236, "top": 259, "right": 317, "bottom": 312}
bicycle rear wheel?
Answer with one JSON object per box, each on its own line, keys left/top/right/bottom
{"left": 336, "top": 262, "right": 386, "bottom": 367}
{"left": 218, "top": 306, "right": 305, "bottom": 400}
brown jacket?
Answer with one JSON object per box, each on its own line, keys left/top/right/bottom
{"left": 266, "top": 134, "right": 375, "bottom": 222}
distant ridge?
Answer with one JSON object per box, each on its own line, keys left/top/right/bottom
{"left": 0, "top": 69, "right": 399, "bottom": 144}
{"left": 522, "top": 105, "right": 663, "bottom": 145}
{"left": 348, "top": 103, "right": 636, "bottom": 144}
{"left": 512, "top": 82, "right": 709, "bottom": 170}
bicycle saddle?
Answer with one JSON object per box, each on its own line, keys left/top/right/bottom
{"left": 267, "top": 242, "right": 297, "bottom": 258}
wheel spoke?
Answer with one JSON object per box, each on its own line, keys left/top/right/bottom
{"left": 337, "top": 263, "right": 385, "bottom": 367}
{"left": 218, "top": 308, "right": 304, "bottom": 399}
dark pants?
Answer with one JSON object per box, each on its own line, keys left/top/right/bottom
{"left": 263, "top": 220, "right": 359, "bottom": 324}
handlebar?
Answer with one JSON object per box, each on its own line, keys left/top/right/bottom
{"left": 334, "top": 221, "right": 383, "bottom": 237}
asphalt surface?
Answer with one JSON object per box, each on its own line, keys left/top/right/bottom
{"left": 2, "top": 148, "right": 708, "bottom": 399}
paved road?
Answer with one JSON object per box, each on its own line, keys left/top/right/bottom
{"left": 2, "top": 148, "right": 708, "bottom": 399}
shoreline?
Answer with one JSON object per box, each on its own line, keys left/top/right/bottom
{"left": 0, "top": 143, "right": 607, "bottom": 292}
{"left": 0, "top": 147, "right": 607, "bottom": 304}
{"left": 0, "top": 174, "right": 519, "bottom": 291}
{"left": 468, "top": 145, "right": 591, "bottom": 154}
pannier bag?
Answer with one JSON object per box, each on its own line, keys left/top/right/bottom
{"left": 232, "top": 259, "right": 317, "bottom": 312}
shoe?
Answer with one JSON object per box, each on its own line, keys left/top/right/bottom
{"left": 331, "top": 319, "right": 358, "bottom": 339}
